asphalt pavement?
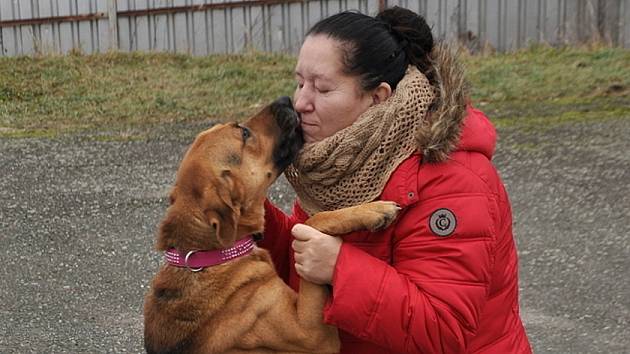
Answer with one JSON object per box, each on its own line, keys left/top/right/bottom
{"left": 1, "top": 117, "right": 628, "bottom": 353}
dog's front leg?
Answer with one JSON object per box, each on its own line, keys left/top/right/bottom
{"left": 237, "top": 201, "right": 400, "bottom": 353}
{"left": 237, "top": 277, "right": 339, "bottom": 353}
{"left": 305, "top": 200, "right": 400, "bottom": 235}
{"left": 294, "top": 279, "right": 340, "bottom": 352}
{"left": 287, "top": 201, "right": 401, "bottom": 352}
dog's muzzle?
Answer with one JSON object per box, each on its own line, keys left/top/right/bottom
{"left": 270, "top": 96, "right": 304, "bottom": 171}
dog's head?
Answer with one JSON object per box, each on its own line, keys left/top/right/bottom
{"left": 157, "top": 97, "right": 303, "bottom": 251}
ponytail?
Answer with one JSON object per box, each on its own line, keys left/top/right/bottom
{"left": 376, "top": 6, "right": 435, "bottom": 85}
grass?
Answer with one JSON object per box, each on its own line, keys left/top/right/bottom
{"left": 463, "top": 44, "right": 630, "bottom": 129}
{"left": 0, "top": 45, "right": 628, "bottom": 138}
{"left": 0, "top": 51, "right": 296, "bottom": 137}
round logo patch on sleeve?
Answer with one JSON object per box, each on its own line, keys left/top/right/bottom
{"left": 429, "top": 208, "right": 457, "bottom": 237}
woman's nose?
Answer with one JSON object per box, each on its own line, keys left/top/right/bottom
{"left": 294, "top": 89, "right": 313, "bottom": 113}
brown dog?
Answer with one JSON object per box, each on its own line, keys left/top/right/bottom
{"left": 144, "top": 97, "right": 400, "bottom": 353}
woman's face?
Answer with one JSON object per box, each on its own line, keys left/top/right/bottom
{"left": 294, "top": 35, "right": 373, "bottom": 143}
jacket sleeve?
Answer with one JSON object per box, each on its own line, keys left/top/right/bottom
{"left": 323, "top": 192, "right": 498, "bottom": 353}
{"left": 259, "top": 199, "right": 300, "bottom": 283}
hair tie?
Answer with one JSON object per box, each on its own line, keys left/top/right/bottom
{"left": 379, "top": 19, "right": 393, "bottom": 33}
{"left": 382, "top": 22, "right": 408, "bottom": 50}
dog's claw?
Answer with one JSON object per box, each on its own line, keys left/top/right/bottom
{"left": 366, "top": 201, "right": 401, "bottom": 232}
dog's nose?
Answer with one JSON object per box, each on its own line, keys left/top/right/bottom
{"left": 273, "top": 96, "right": 293, "bottom": 108}
{"left": 271, "top": 96, "right": 299, "bottom": 126}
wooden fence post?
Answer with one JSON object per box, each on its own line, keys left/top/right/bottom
{"left": 622, "top": 0, "right": 629, "bottom": 47}
{"left": 107, "top": 0, "right": 119, "bottom": 50}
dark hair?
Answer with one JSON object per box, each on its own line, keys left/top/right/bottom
{"left": 306, "top": 6, "right": 434, "bottom": 91}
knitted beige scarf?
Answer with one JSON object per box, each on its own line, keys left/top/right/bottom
{"left": 285, "top": 66, "right": 435, "bottom": 216}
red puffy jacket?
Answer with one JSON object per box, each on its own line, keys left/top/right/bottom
{"left": 261, "top": 107, "right": 532, "bottom": 353}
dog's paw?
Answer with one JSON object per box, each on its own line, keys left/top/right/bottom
{"left": 365, "top": 201, "right": 401, "bottom": 232}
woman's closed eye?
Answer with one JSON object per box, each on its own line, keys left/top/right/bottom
{"left": 316, "top": 86, "right": 331, "bottom": 94}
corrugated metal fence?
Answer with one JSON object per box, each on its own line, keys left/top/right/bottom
{"left": 0, "top": 0, "right": 629, "bottom": 56}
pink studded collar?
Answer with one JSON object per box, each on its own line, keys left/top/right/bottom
{"left": 164, "top": 236, "right": 255, "bottom": 272}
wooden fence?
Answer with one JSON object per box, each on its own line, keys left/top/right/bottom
{"left": 0, "top": 0, "right": 628, "bottom": 56}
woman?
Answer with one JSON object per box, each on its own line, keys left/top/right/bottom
{"left": 260, "top": 7, "right": 532, "bottom": 353}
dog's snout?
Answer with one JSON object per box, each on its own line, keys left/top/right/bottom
{"left": 270, "top": 96, "right": 299, "bottom": 129}
{"left": 273, "top": 96, "right": 293, "bottom": 109}
{"left": 270, "top": 96, "right": 303, "bottom": 171}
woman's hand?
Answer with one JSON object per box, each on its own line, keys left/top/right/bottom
{"left": 291, "top": 223, "right": 342, "bottom": 285}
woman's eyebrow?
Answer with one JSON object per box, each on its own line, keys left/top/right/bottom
{"left": 313, "top": 74, "right": 331, "bottom": 82}
{"left": 294, "top": 70, "right": 332, "bottom": 82}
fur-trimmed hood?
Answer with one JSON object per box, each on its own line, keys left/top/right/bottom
{"left": 416, "top": 42, "right": 471, "bottom": 163}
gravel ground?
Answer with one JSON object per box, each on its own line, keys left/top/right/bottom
{"left": 1, "top": 117, "right": 628, "bottom": 353}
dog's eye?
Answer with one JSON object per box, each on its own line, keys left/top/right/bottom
{"left": 240, "top": 126, "right": 251, "bottom": 141}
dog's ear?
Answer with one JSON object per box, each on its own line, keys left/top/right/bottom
{"left": 157, "top": 170, "right": 245, "bottom": 250}
{"left": 203, "top": 170, "right": 245, "bottom": 248}
{"left": 156, "top": 206, "right": 212, "bottom": 251}
{"left": 205, "top": 205, "right": 240, "bottom": 248}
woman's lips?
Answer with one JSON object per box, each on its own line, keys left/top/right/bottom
{"left": 300, "top": 122, "right": 317, "bottom": 142}
{"left": 301, "top": 121, "right": 317, "bottom": 127}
